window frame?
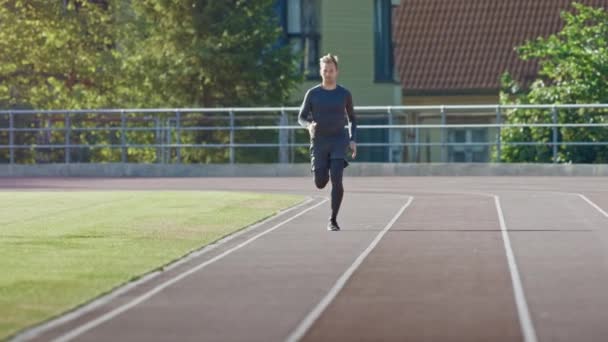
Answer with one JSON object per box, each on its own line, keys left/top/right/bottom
{"left": 374, "top": 0, "right": 396, "bottom": 83}
{"left": 278, "top": 0, "right": 322, "bottom": 80}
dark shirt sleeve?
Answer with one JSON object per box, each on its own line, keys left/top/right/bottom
{"left": 298, "top": 90, "right": 312, "bottom": 128}
{"left": 346, "top": 91, "right": 357, "bottom": 142}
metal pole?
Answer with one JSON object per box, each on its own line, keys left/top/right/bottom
{"left": 278, "top": 110, "right": 288, "bottom": 163}
{"left": 121, "top": 110, "right": 127, "bottom": 163}
{"left": 440, "top": 106, "right": 446, "bottom": 162}
{"left": 229, "top": 110, "right": 235, "bottom": 164}
{"left": 175, "top": 110, "right": 181, "bottom": 164}
{"left": 387, "top": 107, "right": 393, "bottom": 163}
{"left": 290, "top": 119, "right": 295, "bottom": 163}
{"left": 414, "top": 117, "right": 420, "bottom": 163}
{"left": 9, "top": 111, "right": 14, "bottom": 164}
{"left": 552, "top": 106, "right": 558, "bottom": 163}
{"left": 155, "top": 116, "right": 161, "bottom": 164}
{"left": 64, "top": 112, "right": 71, "bottom": 163}
{"left": 165, "top": 118, "right": 171, "bottom": 164}
{"left": 496, "top": 105, "right": 502, "bottom": 162}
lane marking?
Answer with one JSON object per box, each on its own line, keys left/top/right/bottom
{"left": 285, "top": 196, "right": 414, "bottom": 342}
{"left": 494, "top": 195, "right": 538, "bottom": 342}
{"left": 578, "top": 194, "right": 608, "bottom": 219}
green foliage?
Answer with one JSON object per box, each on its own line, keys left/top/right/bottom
{"left": 121, "top": 0, "right": 300, "bottom": 108}
{"left": 498, "top": 3, "right": 608, "bottom": 163}
{"left": 0, "top": 0, "right": 120, "bottom": 109}
{"left": 0, "top": 0, "right": 301, "bottom": 164}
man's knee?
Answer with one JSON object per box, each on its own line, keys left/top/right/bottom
{"left": 314, "top": 176, "right": 329, "bottom": 189}
{"left": 329, "top": 160, "right": 344, "bottom": 186}
{"left": 314, "top": 169, "right": 329, "bottom": 189}
{"left": 330, "top": 179, "right": 344, "bottom": 192}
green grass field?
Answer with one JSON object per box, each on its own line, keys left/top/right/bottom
{"left": 0, "top": 191, "right": 303, "bottom": 340}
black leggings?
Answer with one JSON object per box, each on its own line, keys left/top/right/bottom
{"left": 314, "top": 158, "right": 344, "bottom": 221}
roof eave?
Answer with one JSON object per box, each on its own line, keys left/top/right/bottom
{"left": 402, "top": 88, "right": 500, "bottom": 96}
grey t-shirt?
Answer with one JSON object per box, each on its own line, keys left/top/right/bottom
{"left": 297, "top": 84, "right": 357, "bottom": 141}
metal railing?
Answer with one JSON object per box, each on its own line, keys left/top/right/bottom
{"left": 1, "top": 104, "right": 607, "bottom": 164}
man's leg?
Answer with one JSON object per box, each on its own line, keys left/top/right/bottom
{"left": 329, "top": 158, "right": 345, "bottom": 224}
{"left": 314, "top": 166, "right": 330, "bottom": 189}
{"left": 311, "top": 140, "right": 330, "bottom": 189}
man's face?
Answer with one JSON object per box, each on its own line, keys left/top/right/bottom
{"left": 320, "top": 62, "right": 338, "bottom": 84}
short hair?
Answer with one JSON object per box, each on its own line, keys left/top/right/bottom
{"left": 319, "top": 53, "right": 339, "bottom": 69}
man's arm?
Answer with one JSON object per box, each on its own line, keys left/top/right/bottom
{"left": 346, "top": 92, "right": 357, "bottom": 142}
{"left": 346, "top": 91, "right": 357, "bottom": 159}
{"left": 298, "top": 90, "right": 313, "bottom": 128}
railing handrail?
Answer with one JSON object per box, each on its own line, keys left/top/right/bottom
{"left": 2, "top": 104, "right": 608, "bottom": 165}
{"left": 2, "top": 103, "right": 608, "bottom": 115}
{"left": 2, "top": 123, "right": 608, "bottom": 133}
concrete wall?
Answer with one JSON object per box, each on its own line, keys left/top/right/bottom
{"left": 3, "top": 163, "right": 608, "bottom": 177}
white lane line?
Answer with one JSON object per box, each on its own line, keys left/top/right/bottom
{"left": 285, "top": 196, "right": 414, "bottom": 342}
{"left": 51, "top": 197, "right": 329, "bottom": 342}
{"left": 578, "top": 194, "right": 608, "bottom": 219}
{"left": 494, "top": 195, "right": 538, "bottom": 342}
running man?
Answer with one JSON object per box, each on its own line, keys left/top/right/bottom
{"left": 298, "top": 53, "right": 357, "bottom": 231}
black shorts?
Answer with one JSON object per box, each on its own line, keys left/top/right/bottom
{"left": 310, "top": 135, "right": 349, "bottom": 172}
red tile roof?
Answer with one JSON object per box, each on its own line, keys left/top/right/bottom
{"left": 393, "top": 0, "right": 607, "bottom": 93}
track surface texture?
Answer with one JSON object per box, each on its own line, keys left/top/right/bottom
{"left": 5, "top": 176, "right": 608, "bottom": 342}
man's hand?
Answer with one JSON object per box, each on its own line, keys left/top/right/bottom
{"left": 307, "top": 122, "right": 317, "bottom": 138}
{"left": 349, "top": 141, "right": 357, "bottom": 159}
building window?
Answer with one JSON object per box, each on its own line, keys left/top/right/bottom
{"left": 279, "top": 0, "right": 321, "bottom": 79}
{"left": 374, "top": 0, "right": 394, "bottom": 82}
{"left": 448, "top": 128, "right": 489, "bottom": 162}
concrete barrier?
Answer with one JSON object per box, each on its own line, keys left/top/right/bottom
{"left": 2, "top": 163, "right": 608, "bottom": 177}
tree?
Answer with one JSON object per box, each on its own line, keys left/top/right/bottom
{"left": 118, "top": 0, "right": 299, "bottom": 108}
{"left": 498, "top": 2, "right": 608, "bottom": 163}
{"left": 116, "top": 0, "right": 301, "bottom": 163}
{"left": 0, "top": 1, "right": 124, "bottom": 163}
{"left": 0, "top": 0, "right": 122, "bottom": 109}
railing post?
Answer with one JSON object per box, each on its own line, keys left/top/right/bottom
{"left": 290, "top": 116, "right": 295, "bottom": 163}
{"left": 175, "top": 110, "right": 181, "bottom": 164}
{"left": 155, "top": 115, "right": 161, "bottom": 163}
{"left": 9, "top": 111, "right": 14, "bottom": 164}
{"left": 552, "top": 106, "right": 558, "bottom": 163}
{"left": 496, "top": 105, "right": 502, "bottom": 162}
{"left": 165, "top": 118, "right": 171, "bottom": 164}
{"left": 440, "top": 106, "right": 447, "bottom": 162}
{"left": 278, "top": 109, "right": 289, "bottom": 163}
{"left": 229, "top": 110, "right": 235, "bottom": 164}
{"left": 121, "top": 110, "right": 127, "bottom": 163}
{"left": 387, "top": 107, "right": 393, "bottom": 163}
{"left": 414, "top": 120, "right": 420, "bottom": 163}
{"left": 64, "top": 112, "right": 71, "bottom": 163}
